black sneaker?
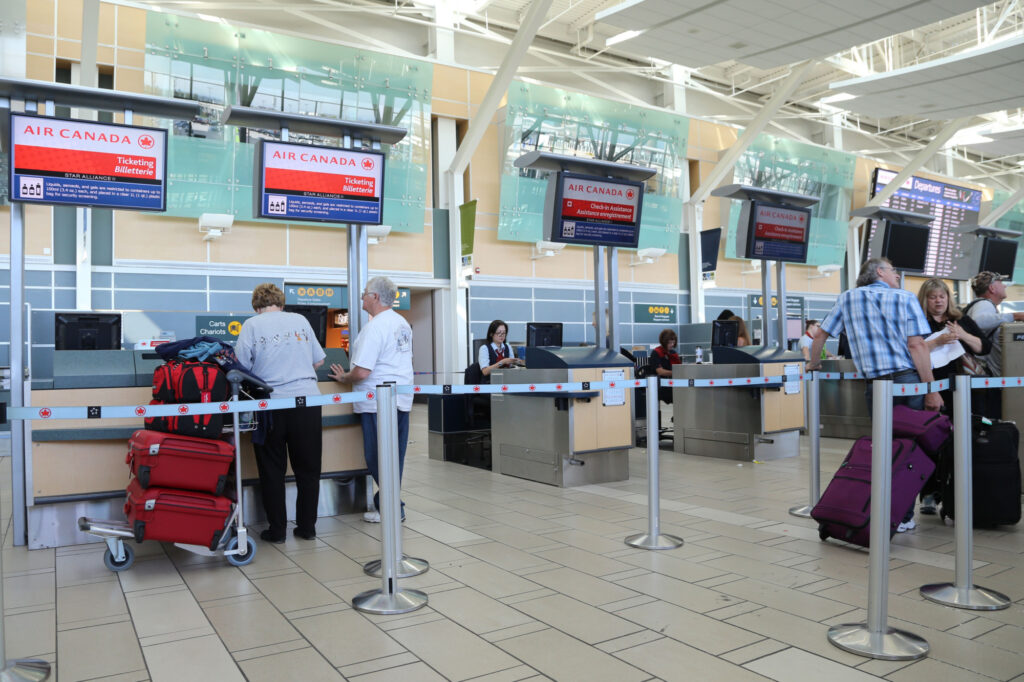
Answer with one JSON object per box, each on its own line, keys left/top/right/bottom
{"left": 260, "top": 529, "right": 285, "bottom": 544}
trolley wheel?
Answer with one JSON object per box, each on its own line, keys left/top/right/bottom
{"left": 224, "top": 535, "right": 257, "bottom": 567}
{"left": 818, "top": 527, "right": 829, "bottom": 542}
{"left": 103, "top": 543, "right": 135, "bottom": 572}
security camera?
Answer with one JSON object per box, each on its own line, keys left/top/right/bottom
{"left": 637, "top": 247, "right": 666, "bottom": 260}
{"left": 198, "top": 213, "right": 234, "bottom": 241}
{"left": 817, "top": 264, "right": 842, "bottom": 274}
{"left": 366, "top": 224, "right": 391, "bottom": 244}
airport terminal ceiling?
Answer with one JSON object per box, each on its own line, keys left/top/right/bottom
{"left": 123, "top": 0, "right": 1024, "bottom": 192}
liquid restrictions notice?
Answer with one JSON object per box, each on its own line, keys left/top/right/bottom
{"left": 555, "top": 172, "right": 644, "bottom": 248}
{"left": 257, "top": 140, "right": 385, "bottom": 225}
{"left": 9, "top": 113, "right": 167, "bottom": 211}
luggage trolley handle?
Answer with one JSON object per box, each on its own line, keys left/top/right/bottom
{"left": 226, "top": 368, "right": 273, "bottom": 398}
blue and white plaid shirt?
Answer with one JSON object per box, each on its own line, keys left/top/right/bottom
{"left": 820, "top": 282, "right": 931, "bottom": 379}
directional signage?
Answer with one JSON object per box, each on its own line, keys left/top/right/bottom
{"left": 195, "top": 315, "right": 251, "bottom": 344}
{"left": 748, "top": 294, "right": 804, "bottom": 316}
{"left": 9, "top": 113, "right": 167, "bottom": 211}
{"left": 284, "top": 284, "right": 410, "bottom": 310}
{"left": 255, "top": 140, "right": 385, "bottom": 225}
{"left": 633, "top": 304, "right": 677, "bottom": 324}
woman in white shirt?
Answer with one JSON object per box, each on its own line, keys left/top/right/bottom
{"left": 478, "top": 319, "right": 517, "bottom": 378}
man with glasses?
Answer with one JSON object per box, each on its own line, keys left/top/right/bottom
{"left": 329, "top": 276, "right": 414, "bottom": 522}
{"left": 808, "top": 257, "right": 940, "bottom": 531}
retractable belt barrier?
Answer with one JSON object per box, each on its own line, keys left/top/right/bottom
{"left": 0, "top": 373, "right": 955, "bottom": 423}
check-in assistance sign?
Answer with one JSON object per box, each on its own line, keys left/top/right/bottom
{"left": 255, "top": 140, "right": 385, "bottom": 224}
{"left": 9, "top": 113, "right": 167, "bottom": 211}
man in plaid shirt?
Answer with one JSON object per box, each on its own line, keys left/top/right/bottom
{"left": 807, "top": 257, "right": 942, "bottom": 413}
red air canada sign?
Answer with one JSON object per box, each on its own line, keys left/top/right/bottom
{"left": 561, "top": 178, "right": 639, "bottom": 225}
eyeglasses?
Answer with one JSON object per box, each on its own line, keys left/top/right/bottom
{"left": 493, "top": 330, "right": 507, "bottom": 336}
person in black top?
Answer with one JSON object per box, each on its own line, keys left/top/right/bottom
{"left": 647, "top": 328, "right": 682, "bottom": 404}
{"left": 917, "top": 278, "right": 991, "bottom": 414}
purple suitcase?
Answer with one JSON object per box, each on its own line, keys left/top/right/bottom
{"left": 892, "top": 405, "right": 951, "bottom": 457}
{"left": 812, "top": 437, "right": 935, "bottom": 546}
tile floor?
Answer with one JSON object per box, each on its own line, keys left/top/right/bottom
{"left": 2, "top": 405, "right": 1023, "bottom": 681}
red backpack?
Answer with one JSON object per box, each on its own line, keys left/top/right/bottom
{"left": 145, "top": 360, "right": 230, "bottom": 439}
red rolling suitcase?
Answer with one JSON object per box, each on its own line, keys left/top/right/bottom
{"left": 127, "top": 430, "right": 234, "bottom": 496}
{"left": 812, "top": 437, "right": 935, "bottom": 546}
{"left": 124, "top": 479, "right": 232, "bottom": 550}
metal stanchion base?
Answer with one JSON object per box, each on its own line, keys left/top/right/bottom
{"left": 0, "top": 659, "right": 51, "bottom": 682}
{"left": 625, "top": 532, "right": 684, "bottom": 550}
{"left": 919, "top": 583, "right": 1012, "bottom": 611}
{"left": 788, "top": 504, "right": 813, "bottom": 518}
{"left": 352, "top": 587, "right": 428, "bottom": 615}
{"left": 827, "top": 623, "right": 929, "bottom": 661}
{"left": 363, "top": 556, "right": 429, "bottom": 578}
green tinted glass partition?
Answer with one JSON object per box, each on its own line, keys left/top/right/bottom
{"left": 724, "top": 134, "right": 857, "bottom": 267}
{"left": 145, "top": 14, "right": 432, "bottom": 232}
{"left": 498, "top": 82, "right": 689, "bottom": 253}
{"left": 992, "top": 189, "right": 1024, "bottom": 283}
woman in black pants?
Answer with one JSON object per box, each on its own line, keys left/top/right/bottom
{"left": 234, "top": 283, "right": 326, "bottom": 543}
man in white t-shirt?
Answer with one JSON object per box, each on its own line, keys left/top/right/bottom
{"left": 329, "top": 276, "right": 413, "bottom": 522}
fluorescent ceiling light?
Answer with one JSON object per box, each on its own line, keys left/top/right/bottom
{"left": 596, "top": 0, "right": 647, "bottom": 22}
{"left": 606, "top": 30, "right": 643, "bottom": 47}
{"left": 819, "top": 92, "right": 856, "bottom": 105}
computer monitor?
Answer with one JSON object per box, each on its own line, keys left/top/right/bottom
{"left": 786, "top": 317, "right": 803, "bottom": 340}
{"left": 283, "top": 304, "right": 328, "bottom": 347}
{"left": 979, "top": 237, "right": 1018, "bottom": 278}
{"left": 881, "top": 220, "right": 930, "bottom": 273}
{"left": 54, "top": 312, "right": 122, "bottom": 351}
{"left": 526, "top": 322, "right": 563, "bottom": 347}
{"left": 711, "top": 319, "right": 739, "bottom": 347}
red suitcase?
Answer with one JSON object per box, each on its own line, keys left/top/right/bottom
{"left": 127, "top": 429, "right": 234, "bottom": 495}
{"left": 812, "top": 437, "right": 935, "bottom": 546}
{"left": 124, "top": 478, "right": 232, "bottom": 550}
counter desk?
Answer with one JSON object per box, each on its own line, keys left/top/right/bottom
{"left": 673, "top": 347, "right": 805, "bottom": 461}
{"left": 26, "top": 349, "right": 368, "bottom": 549}
{"left": 818, "top": 358, "right": 870, "bottom": 440}
{"left": 490, "top": 347, "right": 633, "bottom": 487}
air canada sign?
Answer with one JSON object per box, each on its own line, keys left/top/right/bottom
{"left": 552, "top": 171, "right": 645, "bottom": 249}
{"left": 9, "top": 113, "right": 167, "bottom": 211}
{"left": 256, "top": 140, "right": 385, "bottom": 225}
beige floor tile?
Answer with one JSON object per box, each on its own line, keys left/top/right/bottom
{"left": 887, "top": 616, "right": 1024, "bottom": 680}
{"left": 615, "top": 549, "right": 729, "bottom": 584}
{"left": 57, "top": 580, "right": 128, "bottom": 625}
{"left": 204, "top": 595, "right": 301, "bottom": 652}
{"left": 238, "top": 646, "right": 344, "bottom": 681}
{"left": 405, "top": 517, "right": 485, "bottom": 544}
{"left": 498, "top": 628, "right": 650, "bottom": 682}
{"left": 180, "top": 564, "right": 259, "bottom": 603}
{"left": 725, "top": 608, "right": 869, "bottom": 667}
{"left": 616, "top": 599, "right": 763, "bottom": 655}
{"left": 744, "top": 647, "right": 881, "bottom": 682}
{"left": 289, "top": 546, "right": 370, "bottom": 582}
{"left": 426, "top": 587, "right": 535, "bottom": 634}
{"left": 348, "top": 661, "right": 449, "bottom": 681}
{"left": 470, "top": 524, "right": 562, "bottom": 551}
{"left": 56, "top": 549, "right": 115, "bottom": 588}
{"left": 616, "top": 636, "right": 772, "bottom": 681}
{"left": 4, "top": 609, "right": 55, "bottom": 659}
{"left": 615, "top": 571, "right": 736, "bottom": 613}
{"left": 239, "top": 543, "right": 299, "bottom": 576}
{"left": 526, "top": 567, "right": 640, "bottom": 606}
{"left": 126, "top": 587, "right": 212, "bottom": 640}
{"left": 292, "top": 609, "right": 405, "bottom": 666}
{"left": 884, "top": 657, "right": 999, "bottom": 682}
{"left": 388, "top": 618, "right": 521, "bottom": 681}
{"left": 514, "top": 593, "right": 643, "bottom": 644}
{"left": 719, "top": 639, "right": 789, "bottom": 665}
{"left": 3, "top": 546, "right": 55, "bottom": 574}
{"left": 116, "top": 556, "right": 184, "bottom": 593}
{"left": 4, "top": 571, "right": 56, "bottom": 610}
{"left": 143, "top": 633, "right": 243, "bottom": 682}
{"left": 438, "top": 560, "right": 542, "bottom": 598}
{"left": 457, "top": 541, "right": 552, "bottom": 571}
{"left": 714, "top": 577, "right": 852, "bottom": 621}
{"left": 533, "top": 545, "right": 635, "bottom": 577}
{"left": 57, "top": 621, "right": 147, "bottom": 682}
{"left": 252, "top": 571, "right": 342, "bottom": 612}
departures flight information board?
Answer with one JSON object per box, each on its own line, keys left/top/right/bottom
{"left": 862, "top": 168, "right": 982, "bottom": 278}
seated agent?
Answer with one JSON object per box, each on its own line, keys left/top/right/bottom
{"left": 799, "top": 320, "right": 836, "bottom": 362}
{"left": 807, "top": 257, "right": 941, "bottom": 532}
{"left": 328, "top": 276, "right": 414, "bottom": 523}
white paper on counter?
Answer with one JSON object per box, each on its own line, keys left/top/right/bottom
{"left": 602, "top": 369, "right": 626, "bottom": 406}
{"left": 927, "top": 329, "right": 964, "bottom": 369}
{"left": 783, "top": 363, "right": 800, "bottom": 395}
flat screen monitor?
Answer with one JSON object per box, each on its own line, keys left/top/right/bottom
{"left": 526, "top": 322, "right": 563, "bottom": 347}
{"left": 54, "top": 312, "right": 122, "bottom": 351}
{"left": 742, "top": 201, "right": 811, "bottom": 263}
{"left": 882, "top": 220, "right": 930, "bottom": 273}
{"left": 711, "top": 319, "right": 738, "bottom": 347}
{"left": 284, "top": 304, "right": 328, "bottom": 348}
{"left": 701, "top": 228, "right": 722, "bottom": 272}
{"left": 549, "top": 171, "right": 644, "bottom": 248}
{"left": 979, "top": 237, "right": 1018, "bottom": 278}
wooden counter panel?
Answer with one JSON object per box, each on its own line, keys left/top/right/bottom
{"left": 33, "top": 440, "right": 130, "bottom": 497}
{"left": 569, "top": 367, "right": 632, "bottom": 452}
{"left": 761, "top": 362, "right": 805, "bottom": 432}
{"left": 31, "top": 387, "right": 152, "bottom": 431}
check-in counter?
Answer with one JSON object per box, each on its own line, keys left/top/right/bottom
{"left": 490, "top": 347, "right": 632, "bottom": 487}
{"left": 673, "top": 346, "right": 805, "bottom": 461}
{"left": 818, "top": 358, "right": 870, "bottom": 440}
{"left": 26, "top": 348, "right": 366, "bottom": 549}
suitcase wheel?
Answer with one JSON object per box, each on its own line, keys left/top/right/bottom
{"left": 103, "top": 543, "right": 135, "bottom": 572}
{"left": 215, "top": 475, "right": 228, "bottom": 497}
{"left": 133, "top": 521, "right": 146, "bottom": 544}
{"left": 224, "top": 535, "right": 257, "bottom": 567}
{"left": 818, "top": 526, "right": 829, "bottom": 542}
{"left": 137, "top": 467, "right": 150, "bottom": 489}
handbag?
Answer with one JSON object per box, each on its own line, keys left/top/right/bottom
{"left": 959, "top": 352, "right": 990, "bottom": 377}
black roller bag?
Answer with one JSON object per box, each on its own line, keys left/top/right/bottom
{"left": 939, "top": 417, "right": 1021, "bottom": 527}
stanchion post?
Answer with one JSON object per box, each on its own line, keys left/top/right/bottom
{"left": 790, "top": 370, "right": 820, "bottom": 517}
{"left": 625, "top": 376, "right": 683, "bottom": 550}
{"left": 827, "top": 379, "right": 929, "bottom": 660}
{"left": 364, "top": 383, "right": 428, "bottom": 579}
{"left": 920, "top": 374, "right": 1010, "bottom": 610}
{"left": 353, "top": 384, "right": 427, "bottom": 614}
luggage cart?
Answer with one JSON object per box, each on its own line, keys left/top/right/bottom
{"left": 80, "top": 368, "right": 271, "bottom": 571}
